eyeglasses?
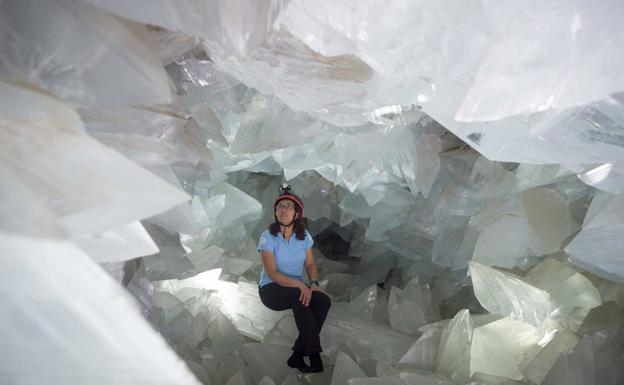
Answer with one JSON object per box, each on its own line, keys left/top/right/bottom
{"left": 276, "top": 202, "right": 295, "bottom": 211}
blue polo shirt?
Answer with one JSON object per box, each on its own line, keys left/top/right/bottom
{"left": 257, "top": 229, "right": 314, "bottom": 288}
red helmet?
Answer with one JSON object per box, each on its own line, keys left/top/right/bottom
{"left": 274, "top": 183, "right": 304, "bottom": 217}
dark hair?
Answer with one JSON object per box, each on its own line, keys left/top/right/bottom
{"left": 269, "top": 203, "right": 308, "bottom": 240}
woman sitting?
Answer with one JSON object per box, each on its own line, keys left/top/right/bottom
{"left": 257, "top": 184, "right": 331, "bottom": 373}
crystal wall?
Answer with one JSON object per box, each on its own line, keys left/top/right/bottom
{"left": 2, "top": 1, "right": 624, "bottom": 384}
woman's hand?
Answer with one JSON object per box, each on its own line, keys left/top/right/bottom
{"left": 310, "top": 284, "right": 327, "bottom": 295}
{"left": 298, "top": 282, "right": 312, "bottom": 306}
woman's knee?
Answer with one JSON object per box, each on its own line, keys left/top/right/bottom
{"left": 312, "top": 291, "right": 331, "bottom": 309}
{"left": 259, "top": 290, "right": 280, "bottom": 311}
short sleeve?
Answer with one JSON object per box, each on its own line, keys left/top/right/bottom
{"left": 304, "top": 230, "right": 314, "bottom": 250}
{"left": 257, "top": 231, "right": 274, "bottom": 252}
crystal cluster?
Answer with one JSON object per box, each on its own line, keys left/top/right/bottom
{"left": 2, "top": 1, "right": 624, "bottom": 384}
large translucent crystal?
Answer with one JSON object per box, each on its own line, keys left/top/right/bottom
{"left": 81, "top": 0, "right": 281, "bottom": 59}
{"left": 566, "top": 192, "right": 624, "bottom": 282}
{"left": 522, "top": 324, "right": 578, "bottom": 384}
{"left": 542, "top": 337, "right": 596, "bottom": 385}
{"left": 470, "top": 260, "right": 600, "bottom": 329}
{"left": 0, "top": 0, "right": 171, "bottom": 106}
{"left": 331, "top": 351, "right": 367, "bottom": 385}
{"left": 193, "top": 182, "right": 262, "bottom": 232}
{"left": 155, "top": 270, "right": 283, "bottom": 341}
{"left": 0, "top": 80, "right": 188, "bottom": 244}
{"left": 344, "top": 284, "right": 384, "bottom": 322}
{"left": 227, "top": 0, "right": 489, "bottom": 126}
{"left": 470, "top": 187, "right": 575, "bottom": 268}
{"left": 143, "top": 224, "right": 196, "bottom": 280}
{"left": 81, "top": 105, "right": 214, "bottom": 169}
{"left": 524, "top": 258, "right": 601, "bottom": 331}
{"left": 430, "top": 92, "right": 624, "bottom": 169}
{"left": 399, "top": 322, "right": 444, "bottom": 370}
{"left": 470, "top": 318, "right": 541, "bottom": 381}
{"left": 520, "top": 188, "right": 574, "bottom": 255}
{"left": 469, "top": 262, "right": 552, "bottom": 326}
{"left": 434, "top": 309, "right": 473, "bottom": 384}
{"left": 457, "top": 1, "right": 624, "bottom": 123}
{"left": 243, "top": 343, "right": 293, "bottom": 385}
{"left": 0, "top": 233, "right": 201, "bottom": 385}
{"left": 471, "top": 209, "right": 533, "bottom": 268}
{"left": 387, "top": 278, "right": 439, "bottom": 335}
{"left": 73, "top": 221, "right": 159, "bottom": 263}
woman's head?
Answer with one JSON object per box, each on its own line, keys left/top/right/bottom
{"left": 270, "top": 184, "right": 307, "bottom": 240}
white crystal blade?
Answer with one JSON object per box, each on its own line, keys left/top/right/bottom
{"left": 0, "top": 0, "right": 172, "bottom": 106}
{"left": 0, "top": 232, "right": 201, "bottom": 385}
{"left": 469, "top": 262, "right": 552, "bottom": 326}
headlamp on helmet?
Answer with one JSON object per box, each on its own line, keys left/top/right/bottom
{"left": 274, "top": 183, "right": 304, "bottom": 217}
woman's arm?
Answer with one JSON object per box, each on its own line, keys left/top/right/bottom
{"left": 303, "top": 249, "right": 326, "bottom": 294}
{"left": 303, "top": 248, "right": 318, "bottom": 282}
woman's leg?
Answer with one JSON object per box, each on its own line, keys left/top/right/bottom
{"left": 309, "top": 291, "right": 331, "bottom": 333}
{"left": 292, "top": 291, "right": 331, "bottom": 355}
{"left": 259, "top": 283, "right": 322, "bottom": 355}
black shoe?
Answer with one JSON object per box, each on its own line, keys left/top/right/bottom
{"left": 287, "top": 351, "right": 312, "bottom": 373}
{"left": 308, "top": 353, "right": 324, "bottom": 373}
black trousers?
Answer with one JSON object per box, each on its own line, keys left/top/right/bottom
{"left": 259, "top": 283, "right": 331, "bottom": 355}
